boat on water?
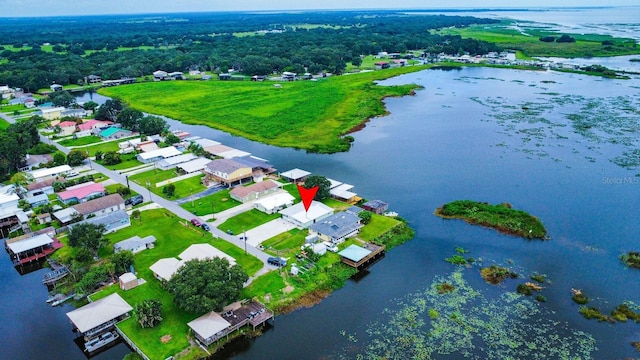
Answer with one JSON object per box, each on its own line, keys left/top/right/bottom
{"left": 84, "top": 331, "right": 120, "bottom": 352}
{"left": 46, "top": 293, "right": 64, "bottom": 303}
{"left": 383, "top": 211, "right": 398, "bottom": 217}
{"left": 51, "top": 294, "right": 73, "bottom": 306}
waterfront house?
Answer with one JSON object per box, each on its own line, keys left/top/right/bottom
{"left": 330, "top": 183, "right": 359, "bottom": 203}
{"left": 52, "top": 207, "right": 81, "bottom": 225}
{"left": 188, "top": 311, "right": 232, "bottom": 346}
{"left": 254, "top": 192, "right": 295, "bottom": 214}
{"left": 203, "top": 144, "right": 250, "bottom": 159}
{"left": 114, "top": 235, "right": 156, "bottom": 254}
{"left": 362, "top": 200, "right": 389, "bottom": 214}
{"left": 75, "top": 210, "right": 130, "bottom": 234}
{"left": 375, "top": 61, "right": 390, "bottom": 69}
{"left": 279, "top": 201, "right": 334, "bottom": 229}
{"left": 136, "top": 146, "right": 181, "bottom": 163}
{"left": 308, "top": 211, "right": 363, "bottom": 244}
{"left": 157, "top": 153, "right": 197, "bottom": 171}
{"left": 66, "top": 293, "right": 133, "bottom": 340}
{"left": 99, "top": 127, "right": 133, "bottom": 140}
{"left": 204, "top": 159, "right": 253, "bottom": 187}
{"left": 280, "top": 168, "right": 310, "bottom": 183}
{"left": 5, "top": 233, "right": 63, "bottom": 266}
{"left": 86, "top": 74, "right": 102, "bottom": 84}
{"left": 57, "top": 182, "right": 106, "bottom": 204}
{"left": 338, "top": 243, "right": 385, "bottom": 270}
{"left": 72, "top": 194, "right": 125, "bottom": 218}
{"left": 230, "top": 180, "right": 281, "bottom": 203}
{"left": 39, "top": 106, "right": 66, "bottom": 120}
{"left": 177, "top": 158, "right": 212, "bottom": 174}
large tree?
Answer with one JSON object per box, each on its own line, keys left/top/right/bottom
{"left": 116, "top": 107, "right": 143, "bottom": 131}
{"left": 167, "top": 258, "right": 248, "bottom": 314}
{"left": 135, "top": 299, "right": 163, "bottom": 328}
{"left": 48, "top": 90, "right": 76, "bottom": 108}
{"left": 111, "top": 250, "right": 134, "bottom": 274}
{"left": 138, "top": 115, "right": 168, "bottom": 136}
{"left": 303, "top": 175, "right": 331, "bottom": 200}
{"left": 95, "top": 98, "right": 123, "bottom": 121}
{"left": 67, "top": 149, "right": 88, "bottom": 166}
{"left": 68, "top": 223, "right": 107, "bottom": 257}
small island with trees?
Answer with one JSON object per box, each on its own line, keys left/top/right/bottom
{"left": 435, "top": 200, "right": 547, "bottom": 239}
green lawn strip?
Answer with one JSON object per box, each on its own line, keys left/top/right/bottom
{"left": 179, "top": 189, "right": 241, "bottom": 216}
{"left": 58, "top": 136, "right": 103, "bottom": 147}
{"left": 129, "top": 168, "right": 178, "bottom": 188}
{"left": 0, "top": 104, "right": 28, "bottom": 114}
{"left": 99, "top": 66, "right": 427, "bottom": 153}
{"left": 261, "top": 228, "right": 307, "bottom": 258}
{"left": 96, "top": 153, "right": 144, "bottom": 171}
{"left": 159, "top": 175, "right": 206, "bottom": 200}
{"left": 91, "top": 172, "right": 109, "bottom": 182}
{"left": 83, "top": 136, "right": 138, "bottom": 156}
{"left": 104, "top": 183, "right": 139, "bottom": 198}
{"left": 358, "top": 214, "right": 402, "bottom": 241}
{"left": 435, "top": 200, "right": 547, "bottom": 239}
{"left": 217, "top": 209, "right": 280, "bottom": 235}
{"left": 281, "top": 183, "right": 301, "bottom": 202}
{"left": 0, "top": 118, "right": 10, "bottom": 130}
{"left": 320, "top": 197, "right": 351, "bottom": 211}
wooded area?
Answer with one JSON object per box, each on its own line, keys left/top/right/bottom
{"left": 0, "top": 11, "right": 500, "bottom": 91}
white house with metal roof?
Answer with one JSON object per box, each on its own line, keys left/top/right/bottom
{"left": 66, "top": 293, "right": 133, "bottom": 338}
{"left": 279, "top": 201, "right": 333, "bottom": 228}
{"left": 136, "top": 146, "right": 182, "bottom": 163}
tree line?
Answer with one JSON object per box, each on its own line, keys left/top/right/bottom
{"left": 0, "top": 11, "right": 500, "bottom": 91}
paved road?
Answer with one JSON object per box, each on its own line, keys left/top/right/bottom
{"left": 1, "top": 112, "right": 278, "bottom": 281}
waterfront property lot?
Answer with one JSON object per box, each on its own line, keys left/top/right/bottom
{"left": 58, "top": 136, "right": 103, "bottom": 147}
{"left": 91, "top": 208, "right": 262, "bottom": 359}
{"left": 245, "top": 219, "right": 296, "bottom": 247}
{"left": 358, "top": 214, "right": 402, "bottom": 241}
{"left": 100, "top": 66, "right": 426, "bottom": 153}
{"left": 217, "top": 209, "right": 281, "bottom": 235}
{"left": 260, "top": 228, "right": 308, "bottom": 258}
{"left": 179, "top": 188, "right": 241, "bottom": 216}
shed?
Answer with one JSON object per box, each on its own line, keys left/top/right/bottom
{"left": 362, "top": 200, "right": 389, "bottom": 214}
{"left": 119, "top": 272, "right": 139, "bottom": 291}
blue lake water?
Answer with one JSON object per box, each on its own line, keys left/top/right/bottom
{"left": 3, "top": 61, "right": 640, "bottom": 360}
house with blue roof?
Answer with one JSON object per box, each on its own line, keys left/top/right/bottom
{"left": 99, "top": 127, "right": 133, "bottom": 140}
{"left": 308, "top": 211, "right": 362, "bottom": 244}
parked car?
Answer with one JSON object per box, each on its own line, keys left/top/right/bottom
{"left": 201, "top": 223, "right": 210, "bottom": 231}
{"left": 239, "top": 235, "right": 247, "bottom": 240}
{"left": 66, "top": 171, "right": 79, "bottom": 177}
{"left": 267, "top": 257, "right": 287, "bottom": 267}
{"left": 126, "top": 195, "right": 143, "bottom": 206}
{"left": 226, "top": 229, "right": 234, "bottom": 235}
{"left": 323, "top": 242, "right": 339, "bottom": 253}
{"left": 191, "top": 218, "right": 202, "bottom": 227}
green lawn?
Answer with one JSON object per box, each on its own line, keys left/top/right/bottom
{"left": 84, "top": 136, "right": 138, "bottom": 156}
{"left": 281, "top": 183, "right": 301, "bottom": 202}
{"left": 358, "top": 214, "right": 402, "bottom": 241}
{"left": 0, "top": 118, "right": 10, "bottom": 130}
{"left": 89, "top": 208, "right": 262, "bottom": 359}
{"left": 149, "top": 174, "right": 206, "bottom": 200}
{"left": 261, "top": 228, "right": 307, "bottom": 258}
{"left": 99, "top": 66, "right": 427, "bottom": 153}
{"left": 58, "top": 135, "right": 103, "bottom": 147}
{"left": 180, "top": 189, "right": 241, "bottom": 216}
{"left": 321, "top": 197, "right": 351, "bottom": 211}
{"left": 0, "top": 104, "right": 27, "bottom": 114}
{"left": 96, "top": 153, "right": 144, "bottom": 171}
{"left": 217, "top": 209, "right": 281, "bottom": 235}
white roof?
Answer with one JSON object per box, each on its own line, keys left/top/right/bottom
{"left": 157, "top": 153, "right": 196, "bottom": 167}
{"left": 119, "top": 272, "right": 137, "bottom": 283}
{"left": 40, "top": 106, "right": 66, "bottom": 114}
{"left": 66, "top": 293, "right": 133, "bottom": 333}
{"left": 280, "top": 168, "right": 310, "bottom": 180}
{"left": 178, "top": 244, "right": 236, "bottom": 265}
{"left": 149, "top": 258, "right": 185, "bottom": 281}
{"left": 326, "top": 178, "right": 343, "bottom": 189}
{"left": 178, "top": 158, "right": 212, "bottom": 173}
{"left": 188, "top": 311, "right": 231, "bottom": 340}
{"left": 333, "top": 183, "right": 354, "bottom": 192}
{"left": 137, "top": 146, "right": 182, "bottom": 161}
{"left": 0, "top": 185, "right": 19, "bottom": 205}
{"left": 218, "top": 149, "right": 251, "bottom": 159}
{"left": 30, "top": 165, "right": 72, "bottom": 179}
{"left": 192, "top": 138, "right": 220, "bottom": 148}
{"left": 279, "top": 201, "right": 334, "bottom": 224}
{"left": 6, "top": 233, "right": 53, "bottom": 254}
{"left": 330, "top": 183, "right": 357, "bottom": 199}
{"left": 255, "top": 192, "right": 295, "bottom": 211}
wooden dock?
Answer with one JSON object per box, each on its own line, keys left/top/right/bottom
{"left": 339, "top": 243, "right": 386, "bottom": 270}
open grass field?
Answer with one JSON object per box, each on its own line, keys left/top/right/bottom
{"left": 89, "top": 208, "right": 262, "bottom": 360}
{"left": 96, "top": 153, "right": 144, "bottom": 171}
{"left": 83, "top": 136, "right": 137, "bottom": 156}
{"left": 58, "top": 135, "right": 103, "bottom": 147}
{"left": 358, "top": 214, "right": 402, "bottom": 241}
{"left": 261, "top": 228, "right": 307, "bottom": 258}
{"left": 436, "top": 21, "right": 640, "bottom": 58}
{"left": 218, "top": 209, "right": 281, "bottom": 234}
{"left": 180, "top": 188, "right": 241, "bottom": 216}
{"left": 100, "top": 66, "right": 427, "bottom": 153}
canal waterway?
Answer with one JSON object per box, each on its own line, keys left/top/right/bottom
{"left": 2, "top": 66, "right": 639, "bottom": 359}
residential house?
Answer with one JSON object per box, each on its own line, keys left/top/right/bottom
{"left": 153, "top": 70, "right": 169, "bottom": 81}
{"left": 168, "top": 71, "right": 185, "bottom": 80}
{"left": 362, "top": 200, "right": 389, "bottom": 214}
{"left": 52, "top": 207, "right": 81, "bottom": 225}
{"left": 76, "top": 120, "right": 113, "bottom": 137}
{"left": 61, "top": 108, "right": 89, "bottom": 119}
{"left": 26, "top": 177, "right": 61, "bottom": 197}
{"left": 330, "top": 183, "right": 359, "bottom": 203}
{"left": 204, "top": 159, "right": 252, "bottom": 187}
{"left": 188, "top": 312, "right": 232, "bottom": 346}
{"left": 19, "top": 154, "right": 53, "bottom": 172}
{"left": 99, "top": 127, "right": 133, "bottom": 140}
{"left": 374, "top": 62, "right": 390, "bottom": 69}
{"left": 39, "top": 106, "right": 66, "bottom": 120}
{"left": 5, "top": 233, "right": 63, "bottom": 266}
{"left": 156, "top": 153, "right": 196, "bottom": 171}
{"left": 57, "top": 121, "right": 78, "bottom": 136}
{"left": 308, "top": 211, "right": 363, "bottom": 244}
{"left": 136, "top": 146, "right": 182, "bottom": 163}
{"left": 114, "top": 235, "right": 156, "bottom": 254}
{"left": 203, "top": 144, "right": 250, "bottom": 159}
{"left": 177, "top": 158, "right": 212, "bottom": 174}
{"left": 26, "top": 193, "right": 49, "bottom": 208}
{"left": 230, "top": 180, "right": 281, "bottom": 203}
{"left": 179, "top": 244, "right": 236, "bottom": 265}
{"left": 279, "top": 201, "right": 334, "bottom": 229}
{"left": 280, "top": 168, "right": 310, "bottom": 183}
{"left": 254, "top": 192, "right": 295, "bottom": 214}
{"left": 86, "top": 74, "right": 102, "bottom": 84}
{"left": 50, "top": 84, "right": 63, "bottom": 92}
{"left": 72, "top": 194, "right": 125, "bottom": 218}
{"left": 149, "top": 258, "right": 185, "bottom": 282}
{"left": 232, "top": 156, "right": 276, "bottom": 177}
{"left": 58, "top": 182, "right": 106, "bottom": 204}
{"left": 66, "top": 293, "right": 133, "bottom": 340}
{"left": 30, "top": 165, "right": 72, "bottom": 182}
{"left": 75, "top": 209, "right": 130, "bottom": 234}
{"left": 0, "top": 184, "right": 28, "bottom": 237}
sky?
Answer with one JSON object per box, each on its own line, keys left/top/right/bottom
{"left": 0, "top": 0, "right": 637, "bottom": 17}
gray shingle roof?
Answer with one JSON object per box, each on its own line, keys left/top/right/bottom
{"left": 309, "top": 211, "right": 362, "bottom": 239}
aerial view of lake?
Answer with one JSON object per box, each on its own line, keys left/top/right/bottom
{"left": 1, "top": 8, "right": 639, "bottom": 360}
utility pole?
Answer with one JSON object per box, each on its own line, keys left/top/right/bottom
{"left": 243, "top": 229, "right": 247, "bottom": 255}
{"left": 146, "top": 180, "right": 152, "bottom": 201}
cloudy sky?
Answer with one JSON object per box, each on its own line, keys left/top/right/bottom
{"left": 0, "top": 0, "right": 637, "bottom": 17}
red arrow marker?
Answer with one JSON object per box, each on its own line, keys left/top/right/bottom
{"left": 297, "top": 185, "right": 318, "bottom": 212}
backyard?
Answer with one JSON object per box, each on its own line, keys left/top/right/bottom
{"left": 217, "top": 209, "right": 281, "bottom": 235}
{"left": 179, "top": 188, "right": 241, "bottom": 216}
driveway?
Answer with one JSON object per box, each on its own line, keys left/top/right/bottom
{"left": 245, "top": 219, "right": 296, "bottom": 247}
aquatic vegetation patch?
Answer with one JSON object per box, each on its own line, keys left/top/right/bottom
{"left": 620, "top": 251, "right": 640, "bottom": 269}
{"left": 341, "top": 270, "right": 597, "bottom": 359}
{"left": 480, "top": 265, "right": 518, "bottom": 285}
{"left": 571, "top": 289, "right": 590, "bottom": 305}
{"left": 579, "top": 306, "right": 615, "bottom": 322}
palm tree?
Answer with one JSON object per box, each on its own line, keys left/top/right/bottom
{"left": 10, "top": 172, "right": 31, "bottom": 198}
{"left": 135, "top": 300, "right": 163, "bottom": 328}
